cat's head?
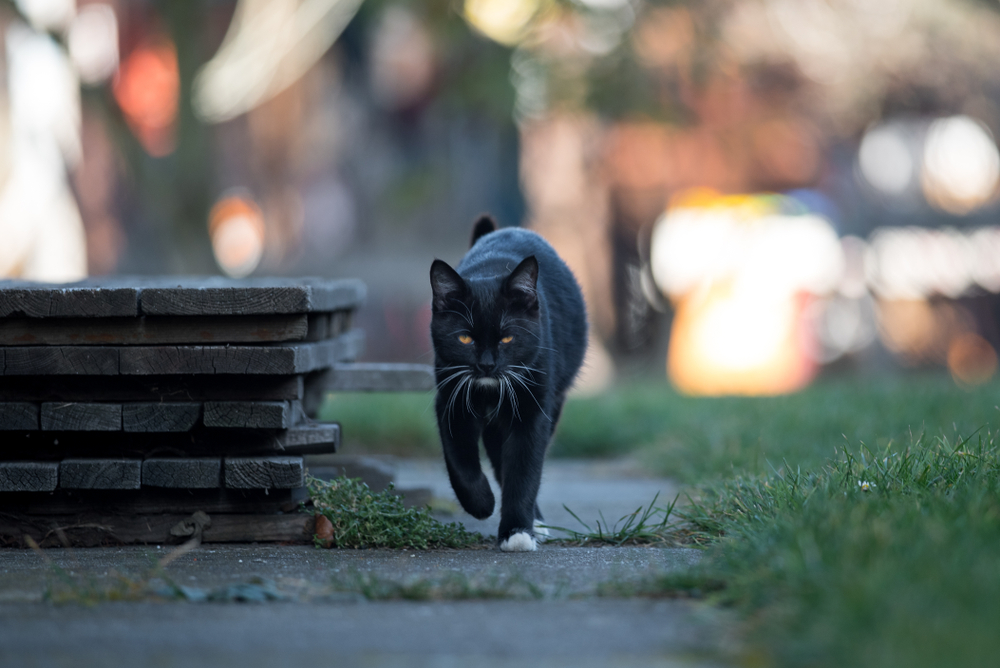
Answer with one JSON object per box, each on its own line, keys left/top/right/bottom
{"left": 429, "top": 256, "right": 541, "bottom": 383}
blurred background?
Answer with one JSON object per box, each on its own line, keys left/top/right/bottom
{"left": 3, "top": 0, "right": 1000, "bottom": 395}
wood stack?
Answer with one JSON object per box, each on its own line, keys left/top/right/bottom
{"left": 0, "top": 277, "right": 433, "bottom": 546}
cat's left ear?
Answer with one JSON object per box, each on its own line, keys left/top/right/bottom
{"left": 503, "top": 256, "right": 539, "bottom": 313}
{"left": 430, "top": 259, "right": 466, "bottom": 312}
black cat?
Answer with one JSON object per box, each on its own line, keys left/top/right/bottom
{"left": 429, "top": 215, "right": 587, "bottom": 551}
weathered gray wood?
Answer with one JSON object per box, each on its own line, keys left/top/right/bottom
{"left": 118, "top": 330, "right": 363, "bottom": 375}
{"left": 0, "top": 314, "right": 309, "bottom": 346}
{"left": 278, "top": 423, "right": 340, "bottom": 454}
{"left": 319, "top": 363, "right": 435, "bottom": 392}
{"left": 2, "top": 331, "right": 363, "bottom": 376}
{"left": 0, "top": 422, "right": 337, "bottom": 460}
{"left": 122, "top": 403, "right": 201, "bottom": 432}
{"left": 0, "top": 462, "right": 59, "bottom": 492}
{"left": 141, "top": 458, "right": 221, "bottom": 488}
{"left": 224, "top": 456, "right": 305, "bottom": 489}
{"left": 1, "top": 488, "right": 306, "bottom": 515}
{"left": 138, "top": 277, "right": 365, "bottom": 316}
{"left": 303, "top": 311, "right": 352, "bottom": 342}
{"left": 0, "top": 276, "right": 365, "bottom": 320}
{"left": 60, "top": 458, "right": 141, "bottom": 489}
{"left": 201, "top": 514, "right": 313, "bottom": 542}
{"left": 0, "top": 280, "right": 138, "bottom": 317}
{"left": 203, "top": 401, "right": 292, "bottom": 429}
{"left": 3, "top": 347, "right": 119, "bottom": 375}
{"left": 0, "top": 403, "right": 40, "bottom": 430}
{"left": 41, "top": 403, "right": 122, "bottom": 431}
{"left": 0, "top": 375, "right": 304, "bottom": 402}
{"left": 0, "top": 512, "right": 314, "bottom": 547}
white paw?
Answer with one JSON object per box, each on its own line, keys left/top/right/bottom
{"left": 533, "top": 520, "right": 550, "bottom": 542}
{"left": 499, "top": 531, "right": 537, "bottom": 552}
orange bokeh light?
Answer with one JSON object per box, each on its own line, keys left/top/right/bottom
{"left": 113, "top": 40, "right": 179, "bottom": 157}
{"left": 667, "top": 281, "right": 816, "bottom": 396}
{"left": 209, "top": 196, "right": 266, "bottom": 278}
{"left": 947, "top": 332, "right": 998, "bottom": 387}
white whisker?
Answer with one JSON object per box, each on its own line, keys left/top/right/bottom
{"left": 507, "top": 371, "right": 551, "bottom": 422}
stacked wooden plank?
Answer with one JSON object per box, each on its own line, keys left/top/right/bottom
{"left": 0, "top": 276, "right": 434, "bottom": 546}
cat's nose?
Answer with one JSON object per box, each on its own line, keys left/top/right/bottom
{"left": 477, "top": 352, "right": 496, "bottom": 375}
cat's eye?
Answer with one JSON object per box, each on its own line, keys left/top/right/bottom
{"left": 458, "top": 334, "right": 473, "bottom": 344}
{"left": 501, "top": 335, "right": 514, "bottom": 344}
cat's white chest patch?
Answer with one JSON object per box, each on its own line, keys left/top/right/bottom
{"left": 499, "top": 532, "right": 537, "bottom": 552}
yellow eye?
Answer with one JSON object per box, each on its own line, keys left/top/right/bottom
{"left": 459, "top": 334, "right": 473, "bottom": 344}
{"left": 501, "top": 335, "right": 513, "bottom": 344}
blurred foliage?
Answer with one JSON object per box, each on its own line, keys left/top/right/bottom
{"left": 323, "top": 374, "right": 1000, "bottom": 481}
{"left": 555, "top": 373, "right": 1000, "bottom": 479}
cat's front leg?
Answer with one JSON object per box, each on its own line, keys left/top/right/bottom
{"left": 496, "top": 414, "right": 550, "bottom": 552}
{"left": 437, "top": 411, "right": 495, "bottom": 520}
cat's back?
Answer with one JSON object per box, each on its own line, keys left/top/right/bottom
{"left": 458, "top": 228, "right": 565, "bottom": 279}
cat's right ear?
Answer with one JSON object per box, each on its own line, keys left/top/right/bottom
{"left": 430, "top": 260, "right": 466, "bottom": 312}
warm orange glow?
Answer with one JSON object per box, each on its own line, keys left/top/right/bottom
{"left": 113, "top": 40, "right": 179, "bottom": 157}
{"left": 947, "top": 333, "right": 997, "bottom": 387}
{"left": 668, "top": 281, "right": 816, "bottom": 396}
{"left": 209, "top": 196, "right": 266, "bottom": 278}
{"left": 651, "top": 190, "right": 841, "bottom": 396}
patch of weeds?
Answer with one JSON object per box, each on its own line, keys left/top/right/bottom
{"left": 308, "top": 475, "right": 486, "bottom": 549}
{"left": 331, "top": 571, "right": 544, "bottom": 601}
{"left": 656, "top": 431, "right": 1000, "bottom": 668}
{"left": 544, "top": 492, "right": 697, "bottom": 546}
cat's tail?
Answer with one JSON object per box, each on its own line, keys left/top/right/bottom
{"left": 470, "top": 214, "right": 498, "bottom": 247}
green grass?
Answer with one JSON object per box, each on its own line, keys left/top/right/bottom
{"left": 308, "top": 475, "right": 485, "bottom": 549}
{"left": 320, "top": 373, "right": 1000, "bottom": 666}
{"left": 318, "top": 392, "right": 440, "bottom": 457}
{"left": 635, "top": 432, "right": 1000, "bottom": 668}
{"left": 320, "top": 374, "right": 1000, "bottom": 480}
{"left": 555, "top": 373, "right": 1000, "bottom": 479}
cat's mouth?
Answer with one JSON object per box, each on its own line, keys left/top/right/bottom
{"left": 475, "top": 376, "right": 501, "bottom": 388}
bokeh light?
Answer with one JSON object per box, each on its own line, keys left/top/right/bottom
{"left": 947, "top": 332, "right": 998, "bottom": 387}
{"left": 921, "top": 115, "right": 1000, "bottom": 215}
{"left": 67, "top": 4, "right": 118, "bottom": 85}
{"left": 112, "top": 40, "right": 179, "bottom": 157}
{"left": 463, "top": 0, "right": 541, "bottom": 46}
{"left": 859, "top": 122, "right": 915, "bottom": 196}
{"left": 650, "top": 191, "right": 843, "bottom": 395}
{"left": 208, "top": 195, "right": 266, "bottom": 278}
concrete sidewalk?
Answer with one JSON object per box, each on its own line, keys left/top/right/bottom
{"left": 0, "top": 459, "right": 734, "bottom": 668}
{"left": 397, "top": 457, "right": 684, "bottom": 539}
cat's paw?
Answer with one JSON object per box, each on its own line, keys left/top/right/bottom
{"left": 533, "top": 520, "right": 550, "bottom": 543}
{"left": 499, "top": 531, "right": 537, "bottom": 552}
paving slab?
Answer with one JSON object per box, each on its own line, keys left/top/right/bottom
{"left": 0, "top": 599, "right": 730, "bottom": 668}
{"left": 0, "top": 459, "right": 734, "bottom": 668}
{"left": 396, "top": 457, "right": 682, "bottom": 539}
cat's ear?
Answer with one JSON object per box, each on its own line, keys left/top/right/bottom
{"left": 503, "top": 256, "right": 539, "bottom": 313}
{"left": 430, "top": 260, "right": 466, "bottom": 312}
{"left": 470, "top": 215, "right": 497, "bottom": 247}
